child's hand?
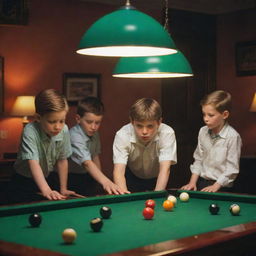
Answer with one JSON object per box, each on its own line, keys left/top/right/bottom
{"left": 181, "top": 183, "right": 197, "bottom": 191}
{"left": 42, "top": 189, "right": 67, "bottom": 200}
{"left": 201, "top": 183, "right": 221, "bottom": 193}
{"left": 103, "top": 180, "right": 130, "bottom": 195}
{"left": 61, "top": 189, "right": 85, "bottom": 198}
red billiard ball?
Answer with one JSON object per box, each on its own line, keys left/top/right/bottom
{"left": 145, "top": 199, "right": 156, "bottom": 209}
{"left": 143, "top": 207, "right": 154, "bottom": 220}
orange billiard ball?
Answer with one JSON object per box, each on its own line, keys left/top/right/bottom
{"left": 162, "top": 200, "right": 174, "bottom": 211}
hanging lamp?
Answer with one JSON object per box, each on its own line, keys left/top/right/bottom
{"left": 76, "top": 0, "right": 177, "bottom": 57}
{"left": 113, "top": 51, "right": 193, "bottom": 78}
{"left": 112, "top": 0, "right": 193, "bottom": 78}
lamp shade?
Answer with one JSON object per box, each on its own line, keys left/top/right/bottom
{"left": 113, "top": 51, "right": 193, "bottom": 78}
{"left": 249, "top": 93, "right": 256, "bottom": 112}
{"left": 76, "top": 5, "right": 177, "bottom": 57}
{"left": 12, "top": 96, "right": 35, "bottom": 117}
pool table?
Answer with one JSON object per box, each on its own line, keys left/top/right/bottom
{"left": 0, "top": 190, "right": 256, "bottom": 256}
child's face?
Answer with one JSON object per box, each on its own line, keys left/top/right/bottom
{"left": 202, "top": 104, "right": 229, "bottom": 134}
{"left": 37, "top": 110, "right": 67, "bottom": 137}
{"left": 76, "top": 112, "right": 103, "bottom": 137}
{"left": 132, "top": 119, "right": 161, "bottom": 144}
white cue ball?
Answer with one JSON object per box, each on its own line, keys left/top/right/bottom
{"left": 167, "top": 195, "right": 177, "bottom": 205}
{"left": 62, "top": 228, "right": 77, "bottom": 244}
{"left": 179, "top": 192, "right": 189, "bottom": 202}
{"left": 230, "top": 204, "right": 240, "bottom": 216}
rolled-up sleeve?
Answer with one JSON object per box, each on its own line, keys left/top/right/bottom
{"left": 158, "top": 130, "right": 177, "bottom": 164}
{"left": 113, "top": 132, "right": 130, "bottom": 164}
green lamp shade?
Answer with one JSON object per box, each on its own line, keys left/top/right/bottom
{"left": 77, "top": 6, "right": 177, "bottom": 57}
{"left": 113, "top": 51, "right": 193, "bottom": 78}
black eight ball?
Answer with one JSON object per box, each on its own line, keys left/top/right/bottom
{"left": 29, "top": 213, "right": 42, "bottom": 227}
{"left": 209, "top": 204, "right": 220, "bottom": 215}
{"left": 100, "top": 206, "right": 112, "bottom": 219}
{"left": 90, "top": 217, "right": 103, "bottom": 232}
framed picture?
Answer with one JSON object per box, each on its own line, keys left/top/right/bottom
{"left": 0, "top": 56, "right": 4, "bottom": 113}
{"left": 63, "top": 73, "right": 100, "bottom": 104}
{"left": 0, "top": 0, "right": 29, "bottom": 25}
{"left": 236, "top": 40, "right": 256, "bottom": 76}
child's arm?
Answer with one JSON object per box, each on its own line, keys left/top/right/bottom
{"left": 113, "top": 163, "right": 130, "bottom": 193}
{"left": 29, "top": 160, "right": 66, "bottom": 200}
{"left": 56, "top": 159, "right": 84, "bottom": 198}
{"left": 83, "top": 157, "right": 128, "bottom": 195}
{"left": 155, "top": 160, "right": 171, "bottom": 191}
{"left": 201, "top": 182, "right": 221, "bottom": 192}
{"left": 181, "top": 173, "right": 199, "bottom": 191}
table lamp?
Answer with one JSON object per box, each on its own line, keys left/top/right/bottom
{"left": 249, "top": 93, "right": 256, "bottom": 112}
{"left": 11, "top": 96, "right": 35, "bottom": 125}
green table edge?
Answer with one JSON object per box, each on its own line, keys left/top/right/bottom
{"left": 1, "top": 189, "right": 256, "bottom": 217}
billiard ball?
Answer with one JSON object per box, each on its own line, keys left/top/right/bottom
{"left": 62, "top": 228, "right": 77, "bottom": 244}
{"left": 142, "top": 207, "right": 154, "bottom": 219}
{"left": 209, "top": 204, "right": 220, "bottom": 215}
{"left": 90, "top": 217, "right": 103, "bottom": 232}
{"left": 29, "top": 213, "right": 42, "bottom": 227}
{"left": 230, "top": 204, "right": 240, "bottom": 216}
{"left": 179, "top": 192, "right": 189, "bottom": 202}
{"left": 167, "top": 195, "right": 177, "bottom": 205}
{"left": 145, "top": 199, "right": 156, "bottom": 209}
{"left": 162, "top": 200, "right": 174, "bottom": 211}
{"left": 100, "top": 206, "right": 112, "bottom": 219}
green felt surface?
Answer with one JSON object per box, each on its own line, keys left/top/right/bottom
{"left": 0, "top": 191, "right": 256, "bottom": 256}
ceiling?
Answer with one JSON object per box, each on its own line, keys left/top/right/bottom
{"left": 79, "top": 0, "right": 256, "bottom": 14}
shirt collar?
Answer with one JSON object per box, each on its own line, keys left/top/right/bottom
{"left": 208, "top": 123, "right": 229, "bottom": 139}
{"left": 78, "top": 124, "right": 96, "bottom": 142}
{"left": 36, "top": 122, "right": 64, "bottom": 142}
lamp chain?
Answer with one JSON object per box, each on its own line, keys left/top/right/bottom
{"left": 164, "top": 0, "right": 169, "bottom": 32}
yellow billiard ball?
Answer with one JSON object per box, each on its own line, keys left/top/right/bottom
{"left": 62, "top": 228, "right": 77, "bottom": 244}
{"left": 167, "top": 195, "right": 177, "bottom": 205}
{"left": 179, "top": 192, "right": 189, "bottom": 202}
{"left": 230, "top": 204, "right": 240, "bottom": 216}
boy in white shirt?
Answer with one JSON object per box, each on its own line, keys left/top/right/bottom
{"left": 113, "top": 98, "right": 177, "bottom": 192}
{"left": 182, "top": 90, "right": 242, "bottom": 192}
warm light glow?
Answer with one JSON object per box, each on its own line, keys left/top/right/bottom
{"left": 11, "top": 96, "right": 35, "bottom": 124}
{"left": 113, "top": 72, "right": 193, "bottom": 78}
{"left": 76, "top": 46, "right": 177, "bottom": 57}
{"left": 249, "top": 93, "right": 256, "bottom": 112}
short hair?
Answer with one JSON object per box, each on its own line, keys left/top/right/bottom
{"left": 77, "top": 96, "right": 104, "bottom": 117}
{"left": 200, "top": 90, "right": 232, "bottom": 113}
{"left": 35, "top": 89, "right": 68, "bottom": 116}
{"left": 129, "top": 98, "right": 162, "bottom": 122}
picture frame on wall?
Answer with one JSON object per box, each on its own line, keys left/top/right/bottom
{"left": 63, "top": 73, "right": 100, "bottom": 105}
{"left": 236, "top": 40, "right": 256, "bottom": 76}
{"left": 0, "top": 0, "right": 29, "bottom": 25}
{"left": 0, "top": 56, "right": 4, "bottom": 113}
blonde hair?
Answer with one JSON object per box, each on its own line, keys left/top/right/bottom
{"left": 129, "top": 98, "right": 162, "bottom": 122}
{"left": 35, "top": 89, "right": 68, "bottom": 115}
{"left": 201, "top": 90, "right": 232, "bottom": 113}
